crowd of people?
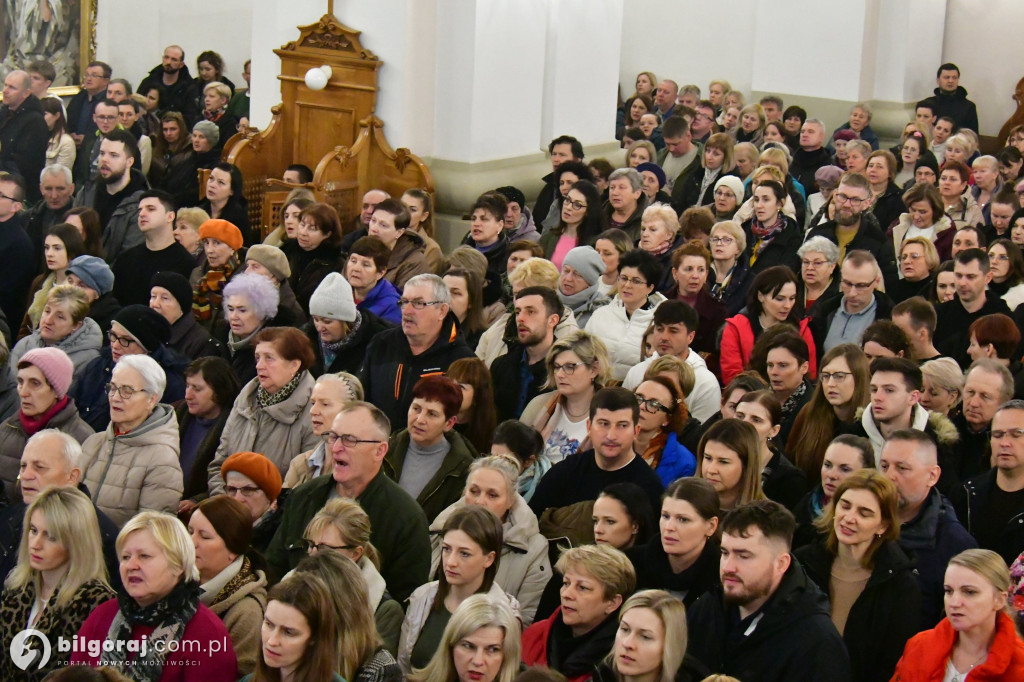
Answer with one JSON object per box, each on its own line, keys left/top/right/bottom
{"left": 1, "top": 46, "right": 1024, "bottom": 682}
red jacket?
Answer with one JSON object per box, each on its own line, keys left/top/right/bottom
{"left": 890, "top": 611, "right": 1024, "bottom": 681}
{"left": 522, "top": 607, "right": 597, "bottom": 682}
{"left": 719, "top": 313, "right": 818, "bottom": 386}
{"left": 69, "top": 598, "right": 238, "bottom": 681}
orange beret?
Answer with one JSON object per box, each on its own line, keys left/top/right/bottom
{"left": 198, "top": 219, "right": 244, "bottom": 251}
{"left": 221, "top": 451, "right": 282, "bottom": 501}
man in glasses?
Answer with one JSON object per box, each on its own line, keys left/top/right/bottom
{"left": 359, "top": 274, "right": 474, "bottom": 427}
{"left": 0, "top": 70, "right": 48, "bottom": 203}
{"left": 805, "top": 172, "right": 897, "bottom": 284}
{"left": 66, "top": 61, "right": 111, "bottom": 143}
{"left": 689, "top": 101, "right": 717, "bottom": 145}
{"left": 952, "top": 398, "right": 1024, "bottom": 565}
{"left": 266, "top": 401, "right": 431, "bottom": 603}
{"left": 528, "top": 387, "right": 664, "bottom": 520}
{"left": 73, "top": 98, "right": 123, "bottom": 184}
{"left": 809, "top": 250, "right": 893, "bottom": 354}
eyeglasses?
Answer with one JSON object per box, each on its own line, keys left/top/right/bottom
{"left": 900, "top": 253, "right": 924, "bottom": 261}
{"left": 552, "top": 361, "right": 585, "bottom": 375}
{"left": 636, "top": 395, "right": 672, "bottom": 414}
{"left": 617, "top": 275, "right": 648, "bottom": 287}
{"left": 696, "top": 113, "right": 715, "bottom": 122}
{"left": 710, "top": 236, "right": 734, "bottom": 245}
{"left": 989, "top": 252, "right": 1011, "bottom": 262}
{"left": 398, "top": 299, "right": 441, "bottom": 310}
{"left": 225, "top": 485, "right": 263, "bottom": 497}
{"left": 0, "top": 192, "right": 17, "bottom": 202}
{"left": 107, "top": 331, "right": 138, "bottom": 348}
{"left": 323, "top": 432, "right": 382, "bottom": 448}
{"left": 94, "top": 115, "right": 118, "bottom": 122}
{"left": 834, "top": 193, "right": 869, "bottom": 206}
{"left": 801, "top": 259, "right": 829, "bottom": 268}
{"left": 302, "top": 538, "right": 356, "bottom": 553}
{"left": 564, "top": 198, "right": 587, "bottom": 211}
{"left": 841, "top": 279, "right": 875, "bottom": 291}
{"left": 820, "top": 371, "right": 852, "bottom": 383}
{"left": 104, "top": 383, "right": 148, "bottom": 400}
{"left": 712, "top": 190, "right": 734, "bottom": 199}
{"left": 992, "top": 428, "right": 1024, "bottom": 440}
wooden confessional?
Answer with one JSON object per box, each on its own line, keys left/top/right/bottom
{"left": 219, "top": 10, "right": 434, "bottom": 238}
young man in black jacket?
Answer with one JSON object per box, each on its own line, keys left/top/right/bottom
{"left": 490, "top": 287, "right": 560, "bottom": 422}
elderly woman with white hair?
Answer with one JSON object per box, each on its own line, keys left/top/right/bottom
{"left": 796, "top": 235, "right": 839, "bottom": 311}
{"left": 638, "top": 202, "right": 685, "bottom": 293}
{"left": 429, "top": 455, "right": 550, "bottom": 625}
{"left": 284, "top": 371, "right": 364, "bottom": 488}
{"left": 70, "top": 511, "right": 238, "bottom": 676}
{"left": 78, "top": 354, "right": 183, "bottom": 527}
{"left": 708, "top": 220, "right": 751, "bottom": 315}
{"left": 219, "top": 271, "right": 280, "bottom": 385}
{"left": 604, "top": 167, "right": 649, "bottom": 241}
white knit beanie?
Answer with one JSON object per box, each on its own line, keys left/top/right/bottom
{"left": 309, "top": 272, "right": 357, "bottom": 322}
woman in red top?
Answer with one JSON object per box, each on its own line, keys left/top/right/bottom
{"left": 891, "top": 549, "right": 1024, "bottom": 681}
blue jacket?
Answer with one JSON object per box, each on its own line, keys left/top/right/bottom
{"left": 358, "top": 278, "right": 401, "bottom": 325}
{"left": 69, "top": 345, "right": 189, "bottom": 432}
{"left": 654, "top": 431, "right": 696, "bottom": 487}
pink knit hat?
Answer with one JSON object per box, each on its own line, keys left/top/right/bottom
{"left": 17, "top": 348, "right": 75, "bottom": 398}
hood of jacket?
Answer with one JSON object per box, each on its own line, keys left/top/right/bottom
{"left": 508, "top": 207, "right": 540, "bottom": 242}
{"left": 236, "top": 371, "right": 316, "bottom": 425}
{"left": 430, "top": 492, "right": 541, "bottom": 553}
{"left": 104, "top": 402, "right": 179, "bottom": 447}
{"left": 59, "top": 316, "right": 103, "bottom": 354}
{"left": 361, "top": 277, "right": 400, "bottom": 308}
{"left": 933, "top": 85, "right": 970, "bottom": 100}
{"left": 359, "top": 555, "right": 389, "bottom": 610}
{"left": 733, "top": 557, "right": 831, "bottom": 638}
{"left": 391, "top": 230, "right": 426, "bottom": 260}
{"left": 900, "top": 487, "right": 957, "bottom": 550}
{"left": 856, "top": 404, "right": 957, "bottom": 457}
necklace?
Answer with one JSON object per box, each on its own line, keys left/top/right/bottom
{"left": 563, "top": 402, "right": 589, "bottom": 419}
{"left": 949, "top": 648, "right": 988, "bottom": 682}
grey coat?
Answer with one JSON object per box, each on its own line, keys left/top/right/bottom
{"left": 11, "top": 317, "right": 103, "bottom": 383}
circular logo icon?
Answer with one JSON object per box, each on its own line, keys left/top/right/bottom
{"left": 10, "top": 629, "right": 51, "bottom": 670}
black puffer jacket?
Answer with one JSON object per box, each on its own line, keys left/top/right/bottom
{"left": 686, "top": 558, "right": 853, "bottom": 682}
{"left": 805, "top": 211, "right": 898, "bottom": 284}
{"left": 796, "top": 540, "right": 922, "bottom": 682}
{"left": 741, "top": 214, "right": 803, "bottom": 277}
{"left": 303, "top": 310, "right": 394, "bottom": 377}
{"left": 0, "top": 95, "right": 48, "bottom": 203}
{"left": 951, "top": 467, "right": 1024, "bottom": 567}
{"left": 626, "top": 536, "right": 720, "bottom": 608}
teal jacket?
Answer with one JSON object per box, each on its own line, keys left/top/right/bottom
{"left": 265, "top": 471, "right": 430, "bottom": 603}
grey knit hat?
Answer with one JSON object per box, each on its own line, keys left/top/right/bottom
{"left": 562, "top": 246, "right": 605, "bottom": 287}
{"left": 308, "top": 272, "right": 357, "bottom": 322}
{"left": 192, "top": 120, "right": 220, "bottom": 146}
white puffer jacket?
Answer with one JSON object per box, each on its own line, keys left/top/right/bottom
{"left": 584, "top": 292, "right": 667, "bottom": 381}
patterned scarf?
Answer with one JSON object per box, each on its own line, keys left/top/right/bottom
{"left": 321, "top": 311, "right": 362, "bottom": 368}
{"left": 748, "top": 213, "right": 786, "bottom": 265}
{"left": 193, "top": 256, "right": 238, "bottom": 321}
{"left": 256, "top": 370, "right": 306, "bottom": 409}
{"left": 780, "top": 380, "right": 809, "bottom": 418}
{"left": 104, "top": 580, "right": 201, "bottom": 681}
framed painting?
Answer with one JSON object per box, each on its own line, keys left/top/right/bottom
{"left": 1, "top": 0, "right": 98, "bottom": 95}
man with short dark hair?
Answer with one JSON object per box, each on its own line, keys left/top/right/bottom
{"left": 73, "top": 98, "right": 122, "bottom": 184}
{"left": 790, "top": 118, "right": 832, "bottom": 194}
{"left": 984, "top": 186, "right": 1017, "bottom": 244}
{"left": 266, "top": 402, "right": 431, "bottom": 602}
{"left": 339, "top": 188, "right": 391, "bottom": 252}
{"left": 359, "top": 274, "right": 474, "bottom": 427}
{"left": 111, "top": 190, "right": 195, "bottom": 305}
{"left": 73, "top": 128, "right": 148, "bottom": 263}
{"left": 760, "top": 95, "right": 784, "bottom": 123}
{"left": 532, "top": 135, "right": 584, "bottom": 231}
{"left": 849, "top": 357, "right": 958, "bottom": 468}
{"left": 690, "top": 101, "right": 717, "bottom": 145}
{"left": 529, "top": 387, "right": 665, "bottom": 519}
{"left": 623, "top": 300, "right": 721, "bottom": 423}
{"left": 931, "top": 63, "right": 978, "bottom": 133}
{"left": 282, "top": 164, "right": 313, "bottom": 185}
{"left": 0, "top": 173, "right": 36, "bottom": 337}
{"left": 657, "top": 116, "right": 701, "bottom": 204}
{"left": 892, "top": 297, "right": 943, "bottom": 363}
{"left": 66, "top": 61, "right": 112, "bottom": 142}
{"left": 491, "top": 286, "right": 561, "bottom": 422}
{"left": 0, "top": 70, "right": 48, "bottom": 203}
{"left": 25, "top": 60, "right": 56, "bottom": 99}
{"left": 953, "top": 399, "right": 1024, "bottom": 565}
{"left": 25, "top": 164, "right": 76, "bottom": 264}
{"left": 105, "top": 78, "right": 132, "bottom": 103}
{"left": 880, "top": 429, "right": 976, "bottom": 625}
{"left": 934, "top": 249, "right": 1011, "bottom": 367}
{"left": 686, "top": 500, "right": 852, "bottom": 682}
{"left": 810, "top": 250, "right": 893, "bottom": 354}
{"left": 137, "top": 46, "right": 199, "bottom": 124}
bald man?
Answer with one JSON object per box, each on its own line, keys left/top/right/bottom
{"left": 0, "top": 70, "right": 49, "bottom": 202}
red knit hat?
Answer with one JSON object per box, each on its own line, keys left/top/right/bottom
{"left": 221, "top": 452, "right": 282, "bottom": 501}
{"left": 198, "top": 219, "right": 244, "bottom": 251}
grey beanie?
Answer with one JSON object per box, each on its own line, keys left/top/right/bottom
{"left": 562, "top": 246, "right": 605, "bottom": 286}
{"left": 308, "top": 272, "right": 357, "bottom": 322}
{"left": 193, "top": 120, "right": 220, "bottom": 146}
{"left": 66, "top": 255, "right": 115, "bottom": 296}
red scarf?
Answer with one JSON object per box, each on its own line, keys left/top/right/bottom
{"left": 20, "top": 396, "right": 69, "bottom": 437}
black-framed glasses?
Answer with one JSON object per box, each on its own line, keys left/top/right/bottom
{"left": 104, "top": 383, "right": 148, "bottom": 400}
{"left": 617, "top": 275, "right": 648, "bottom": 287}
{"left": 564, "top": 198, "right": 587, "bottom": 211}
{"left": 94, "top": 114, "right": 118, "bottom": 122}
{"left": 834, "top": 193, "right": 868, "bottom": 206}
{"left": 840, "top": 279, "right": 875, "bottom": 291}
{"left": 0, "top": 192, "right": 18, "bottom": 202}
{"left": 710, "top": 235, "right": 734, "bottom": 245}
{"left": 303, "top": 538, "right": 356, "bottom": 553}
{"left": 398, "top": 298, "right": 441, "bottom": 310}
{"left": 323, "top": 432, "right": 382, "bottom": 448}
{"left": 636, "top": 394, "right": 672, "bottom": 414}
{"left": 225, "top": 485, "right": 263, "bottom": 498}
{"left": 107, "top": 331, "right": 137, "bottom": 348}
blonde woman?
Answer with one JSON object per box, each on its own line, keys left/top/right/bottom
{"left": 0, "top": 487, "right": 114, "bottom": 681}
{"left": 283, "top": 372, "right": 363, "bottom": 488}
{"left": 409, "top": 593, "right": 521, "bottom": 682}
{"left": 301, "top": 498, "right": 404, "bottom": 655}
{"left": 173, "top": 206, "right": 212, "bottom": 264}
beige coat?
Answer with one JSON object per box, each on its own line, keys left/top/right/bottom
{"left": 207, "top": 371, "right": 319, "bottom": 494}
{"left": 80, "top": 404, "right": 183, "bottom": 527}
{"left": 430, "top": 495, "right": 551, "bottom": 625}
{"left": 204, "top": 558, "right": 268, "bottom": 677}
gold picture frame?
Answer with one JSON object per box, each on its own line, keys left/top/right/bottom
{"left": 1, "top": 0, "right": 98, "bottom": 97}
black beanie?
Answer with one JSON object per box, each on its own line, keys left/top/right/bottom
{"left": 150, "top": 271, "right": 194, "bottom": 314}
{"left": 112, "top": 305, "right": 172, "bottom": 352}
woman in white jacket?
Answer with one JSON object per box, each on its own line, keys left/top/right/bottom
{"left": 399, "top": 505, "right": 520, "bottom": 674}
{"left": 430, "top": 456, "right": 550, "bottom": 625}
{"left": 585, "top": 249, "right": 666, "bottom": 381}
